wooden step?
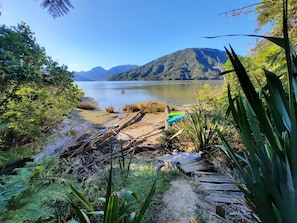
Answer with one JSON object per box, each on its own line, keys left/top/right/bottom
{"left": 194, "top": 175, "right": 235, "bottom": 184}
{"left": 197, "top": 183, "right": 240, "bottom": 192}
{"left": 178, "top": 164, "right": 217, "bottom": 174}
{"left": 192, "top": 171, "right": 219, "bottom": 176}
{"left": 205, "top": 194, "right": 244, "bottom": 204}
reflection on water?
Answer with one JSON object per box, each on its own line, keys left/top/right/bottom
{"left": 75, "top": 80, "right": 224, "bottom": 110}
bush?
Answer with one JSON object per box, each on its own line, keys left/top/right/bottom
{"left": 1, "top": 83, "right": 82, "bottom": 147}
{"left": 0, "top": 23, "right": 83, "bottom": 148}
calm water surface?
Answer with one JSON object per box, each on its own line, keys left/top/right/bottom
{"left": 75, "top": 80, "right": 224, "bottom": 110}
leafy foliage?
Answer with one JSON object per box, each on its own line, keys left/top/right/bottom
{"left": 0, "top": 23, "right": 45, "bottom": 92}
{"left": 256, "top": 0, "right": 297, "bottom": 37}
{"left": 235, "top": 0, "right": 297, "bottom": 94}
{"left": 219, "top": 1, "right": 297, "bottom": 109}
{"left": 195, "top": 83, "right": 225, "bottom": 111}
{"left": 218, "top": 1, "right": 297, "bottom": 222}
{"left": 0, "top": 23, "right": 83, "bottom": 148}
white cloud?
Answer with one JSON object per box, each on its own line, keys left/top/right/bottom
{"left": 67, "top": 64, "right": 79, "bottom": 71}
{"left": 68, "top": 64, "right": 79, "bottom": 68}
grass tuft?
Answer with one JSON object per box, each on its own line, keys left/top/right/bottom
{"left": 76, "top": 101, "right": 98, "bottom": 110}
{"left": 105, "top": 106, "right": 115, "bottom": 113}
{"left": 123, "top": 101, "right": 175, "bottom": 113}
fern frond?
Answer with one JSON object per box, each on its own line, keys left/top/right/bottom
{"left": 0, "top": 157, "right": 72, "bottom": 222}
{"left": 40, "top": 0, "right": 74, "bottom": 18}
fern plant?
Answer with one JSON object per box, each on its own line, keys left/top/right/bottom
{"left": 0, "top": 157, "right": 71, "bottom": 222}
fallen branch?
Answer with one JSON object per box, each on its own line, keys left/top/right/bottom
{"left": 88, "top": 102, "right": 154, "bottom": 149}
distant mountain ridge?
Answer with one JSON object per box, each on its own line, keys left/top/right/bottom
{"left": 74, "top": 48, "right": 227, "bottom": 81}
{"left": 74, "top": 65, "right": 138, "bottom": 81}
{"left": 109, "top": 48, "right": 227, "bottom": 81}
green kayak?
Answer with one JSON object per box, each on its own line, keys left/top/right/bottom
{"left": 167, "top": 111, "right": 185, "bottom": 117}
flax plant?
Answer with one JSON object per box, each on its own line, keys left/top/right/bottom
{"left": 66, "top": 157, "right": 157, "bottom": 223}
{"left": 173, "top": 109, "right": 219, "bottom": 151}
{"left": 217, "top": 1, "right": 297, "bottom": 222}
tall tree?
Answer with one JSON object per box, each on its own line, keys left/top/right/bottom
{"left": 0, "top": 23, "right": 82, "bottom": 147}
{"left": 256, "top": 0, "right": 297, "bottom": 37}
{"left": 251, "top": 0, "right": 297, "bottom": 70}
{"left": 0, "top": 22, "right": 46, "bottom": 107}
{"left": 224, "top": 0, "right": 297, "bottom": 92}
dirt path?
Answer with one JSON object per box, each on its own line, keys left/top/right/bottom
{"left": 156, "top": 178, "right": 201, "bottom": 223}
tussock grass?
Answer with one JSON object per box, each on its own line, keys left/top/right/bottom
{"left": 123, "top": 101, "right": 175, "bottom": 113}
{"left": 105, "top": 106, "right": 115, "bottom": 113}
{"left": 123, "top": 104, "right": 140, "bottom": 112}
{"left": 76, "top": 101, "right": 98, "bottom": 110}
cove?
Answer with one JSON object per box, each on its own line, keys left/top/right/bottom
{"left": 75, "top": 80, "right": 224, "bottom": 111}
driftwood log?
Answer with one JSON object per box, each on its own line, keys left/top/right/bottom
{"left": 0, "top": 102, "right": 164, "bottom": 177}
{"left": 56, "top": 102, "right": 166, "bottom": 178}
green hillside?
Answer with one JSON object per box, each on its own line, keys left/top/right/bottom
{"left": 109, "top": 48, "right": 227, "bottom": 81}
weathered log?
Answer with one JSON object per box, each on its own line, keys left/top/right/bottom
{"left": 87, "top": 102, "right": 155, "bottom": 150}
{"left": 55, "top": 102, "right": 168, "bottom": 176}
{"left": 34, "top": 121, "right": 91, "bottom": 160}
{"left": 0, "top": 158, "right": 33, "bottom": 175}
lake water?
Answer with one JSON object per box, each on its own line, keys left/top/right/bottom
{"left": 75, "top": 80, "right": 224, "bottom": 111}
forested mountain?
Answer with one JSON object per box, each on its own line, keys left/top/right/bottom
{"left": 109, "top": 48, "right": 227, "bottom": 81}
{"left": 74, "top": 65, "right": 138, "bottom": 81}
{"left": 74, "top": 66, "right": 106, "bottom": 81}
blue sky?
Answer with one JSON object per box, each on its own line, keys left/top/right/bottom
{"left": 0, "top": 0, "right": 264, "bottom": 72}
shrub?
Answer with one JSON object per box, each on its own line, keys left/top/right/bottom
{"left": 0, "top": 23, "right": 83, "bottom": 148}
{"left": 171, "top": 109, "right": 220, "bottom": 152}
{"left": 1, "top": 83, "right": 82, "bottom": 147}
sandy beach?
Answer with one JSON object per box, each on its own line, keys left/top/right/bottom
{"left": 74, "top": 107, "right": 168, "bottom": 145}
